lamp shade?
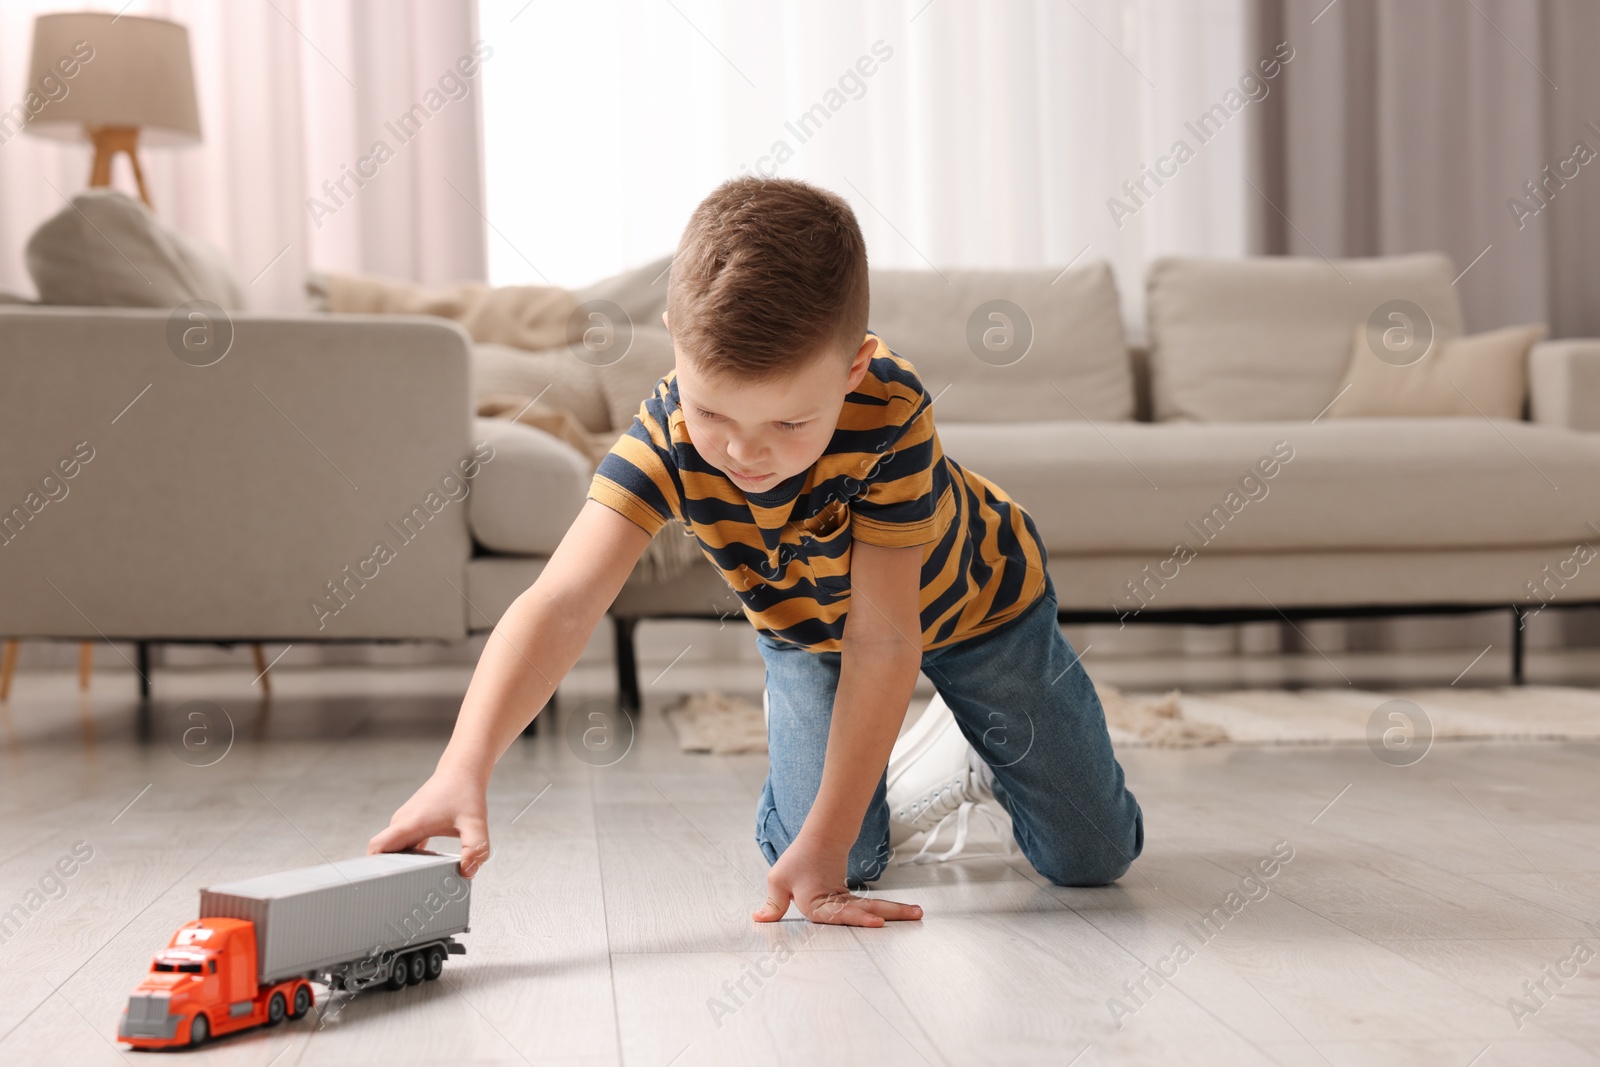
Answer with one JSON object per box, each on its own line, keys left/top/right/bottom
{"left": 24, "top": 11, "right": 201, "bottom": 146}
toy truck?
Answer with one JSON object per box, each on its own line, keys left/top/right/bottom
{"left": 118, "top": 852, "right": 470, "bottom": 1049}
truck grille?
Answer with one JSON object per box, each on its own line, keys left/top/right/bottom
{"left": 121, "top": 993, "right": 177, "bottom": 1039}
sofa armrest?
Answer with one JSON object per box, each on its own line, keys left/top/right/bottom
{"left": 1530, "top": 340, "right": 1600, "bottom": 432}
{"left": 0, "top": 308, "right": 475, "bottom": 641}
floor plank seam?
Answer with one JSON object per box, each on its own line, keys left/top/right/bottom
{"left": 592, "top": 765, "right": 627, "bottom": 1067}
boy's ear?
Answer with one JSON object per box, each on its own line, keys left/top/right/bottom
{"left": 661, "top": 310, "right": 670, "bottom": 331}
{"left": 846, "top": 336, "right": 875, "bottom": 389}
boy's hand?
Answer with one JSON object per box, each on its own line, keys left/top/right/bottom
{"left": 367, "top": 764, "right": 492, "bottom": 878}
{"left": 751, "top": 833, "right": 922, "bottom": 927}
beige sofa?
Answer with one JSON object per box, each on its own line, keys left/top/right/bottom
{"left": 3, "top": 253, "right": 1598, "bottom": 707}
{"left": 476, "top": 252, "right": 1600, "bottom": 699}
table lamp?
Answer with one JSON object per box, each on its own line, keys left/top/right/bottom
{"left": 4, "top": 13, "right": 245, "bottom": 700}
{"left": 23, "top": 10, "right": 201, "bottom": 208}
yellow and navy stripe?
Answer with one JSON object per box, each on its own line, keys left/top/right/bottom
{"left": 588, "top": 334, "right": 1048, "bottom": 652}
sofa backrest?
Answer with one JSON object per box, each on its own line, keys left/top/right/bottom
{"left": 1145, "top": 252, "right": 1465, "bottom": 422}
{"left": 867, "top": 262, "right": 1133, "bottom": 423}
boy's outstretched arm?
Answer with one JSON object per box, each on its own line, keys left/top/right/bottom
{"left": 753, "top": 540, "right": 927, "bottom": 927}
{"left": 369, "top": 498, "right": 652, "bottom": 876}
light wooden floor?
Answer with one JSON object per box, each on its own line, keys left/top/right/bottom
{"left": 1, "top": 666, "right": 1598, "bottom": 1066}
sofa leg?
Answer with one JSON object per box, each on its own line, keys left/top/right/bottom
{"left": 613, "top": 616, "right": 641, "bottom": 713}
{"left": 1510, "top": 605, "right": 1526, "bottom": 686}
{"left": 136, "top": 641, "right": 152, "bottom": 701}
{"left": 0, "top": 639, "right": 18, "bottom": 702}
{"left": 251, "top": 643, "right": 272, "bottom": 697}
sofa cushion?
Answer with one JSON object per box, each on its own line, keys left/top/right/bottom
{"left": 867, "top": 262, "right": 1133, "bottom": 423}
{"left": 1146, "top": 253, "right": 1465, "bottom": 422}
{"left": 25, "top": 189, "right": 246, "bottom": 309}
{"left": 467, "top": 416, "right": 590, "bottom": 554}
{"left": 938, "top": 418, "right": 1600, "bottom": 555}
{"left": 1330, "top": 323, "right": 1546, "bottom": 420}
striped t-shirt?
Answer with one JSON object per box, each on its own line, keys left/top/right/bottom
{"left": 587, "top": 334, "right": 1049, "bottom": 653}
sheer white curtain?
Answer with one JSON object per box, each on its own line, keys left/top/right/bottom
{"left": 0, "top": 0, "right": 486, "bottom": 312}
{"left": 481, "top": 0, "right": 1253, "bottom": 335}
{"left": 2, "top": 0, "right": 1256, "bottom": 324}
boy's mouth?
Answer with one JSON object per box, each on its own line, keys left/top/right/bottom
{"left": 728, "top": 466, "right": 773, "bottom": 483}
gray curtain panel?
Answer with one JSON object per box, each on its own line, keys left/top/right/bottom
{"left": 1247, "top": 0, "right": 1600, "bottom": 339}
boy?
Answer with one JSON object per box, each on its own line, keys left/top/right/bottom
{"left": 370, "top": 178, "right": 1143, "bottom": 927}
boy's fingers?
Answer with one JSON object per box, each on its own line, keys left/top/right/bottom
{"left": 456, "top": 813, "right": 491, "bottom": 877}
{"left": 458, "top": 840, "right": 491, "bottom": 878}
{"left": 853, "top": 896, "right": 923, "bottom": 922}
{"left": 814, "top": 902, "right": 884, "bottom": 928}
{"left": 808, "top": 891, "right": 870, "bottom": 927}
{"left": 753, "top": 890, "right": 790, "bottom": 922}
{"left": 367, "top": 823, "right": 423, "bottom": 856}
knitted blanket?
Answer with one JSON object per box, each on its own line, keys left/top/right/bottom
{"left": 313, "top": 270, "right": 702, "bottom": 583}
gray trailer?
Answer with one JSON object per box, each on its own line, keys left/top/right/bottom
{"left": 201, "top": 852, "right": 470, "bottom": 992}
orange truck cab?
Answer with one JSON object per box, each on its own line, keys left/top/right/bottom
{"left": 118, "top": 918, "right": 313, "bottom": 1049}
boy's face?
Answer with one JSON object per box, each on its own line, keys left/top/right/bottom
{"left": 667, "top": 317, "right": 875, "bottom": 493}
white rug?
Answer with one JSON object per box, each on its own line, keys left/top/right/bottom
{"left": 664, "top": 691, "right": 769, "bottom": 754}
{"left": 1156, "top": 684, "right": 1600, "bottom": 747}
{"left": 664, "top": 684, "right": 1600, "bottom": 753}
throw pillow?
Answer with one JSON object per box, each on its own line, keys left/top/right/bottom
{"left": 1328, "top": 322, "right": 1547, "bottom": 419}
{"left": 25, "top": 188, "right": 246, "bottom": 309}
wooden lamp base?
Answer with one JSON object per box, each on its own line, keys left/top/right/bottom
{"left": 86, "top": 124, "right": 152, "bottom": 208}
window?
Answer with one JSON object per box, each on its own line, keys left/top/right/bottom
{"left": 152, "top": 962, "right": 203, "bottom": 973}
{"left": 480, "top": 0, "right": 1250, "bottom": 330}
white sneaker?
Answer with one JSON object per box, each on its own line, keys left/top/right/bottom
{"left": 885, "top": 692, "right": 1013, "bottom": 864}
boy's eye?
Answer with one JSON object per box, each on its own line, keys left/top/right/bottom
{"left": 694, "top": 406, "right": 805, "bottom": 432}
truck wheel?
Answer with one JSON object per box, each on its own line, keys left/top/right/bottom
{"left": 405, "top": 950, "right": 426, "bottom": 986}
{"left": 267, "top": 992, "right": 286, "bottom": 1025}
{"left": 385, "top": 955, "right": 409, "bottom": 990}
{"left": 290, "top": 984, "right": 313, "bottom": 1018}
{"left": 424, "top": 946, "right": 445, "bottom": 980}
{"left": 188, "top": 1012, "right": 210, "bottom": 1047}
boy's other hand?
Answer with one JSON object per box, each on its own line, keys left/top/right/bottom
{"left": 367, "top": 765, "right": 492, "bottom": 878}
{"left": 752, "top": 834, "right": 922, "bottom": 927}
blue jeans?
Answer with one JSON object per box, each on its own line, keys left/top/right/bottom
{"left": 755, "top": 575, "right": 1145, "bottom": 889}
